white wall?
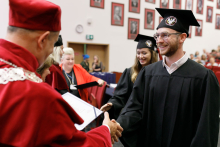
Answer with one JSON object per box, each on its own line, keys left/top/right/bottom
{"left": 1, "top": 0, "right": 220, "bottom": 72}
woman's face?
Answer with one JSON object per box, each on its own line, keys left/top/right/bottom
{"left": 62, "top": 54, "right": 75, "bottom": 70}
{"left": 137, "top": 48, "right": 152, "bottom": 67}
{"left": 94, "top": 56, "right": 98, "bottom": 63}
{"left": 41, "top": 68, "right": 50, "bottom": 82}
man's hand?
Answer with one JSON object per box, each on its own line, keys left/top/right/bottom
{"left": 97, "top": 79, "right": 104, "bottom": 86}
{"left": 100, "top": 103, "right": 113, "bottom": 112}
{"left": 102, "top": 112, "right": 123, "bottom": 144}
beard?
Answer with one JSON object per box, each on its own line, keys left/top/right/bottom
{"left": 159, "top": 38, "right": 179, "bottom": 57}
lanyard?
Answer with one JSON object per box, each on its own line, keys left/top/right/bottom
{"left": 63, "top": 69, "right": 74, "bottom": 85}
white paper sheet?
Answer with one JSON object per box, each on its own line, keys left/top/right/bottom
{"left": 62, "top": 92, "right": 103, "bottom": 130}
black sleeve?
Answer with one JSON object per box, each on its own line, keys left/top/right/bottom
{"left": 116, "top": 68, "right": 146, "bottom": 147}
{"left": 56, "top": 89, "right": 69, "bottom": 95}
{"left": 107, "top": 68, "right": 133, "bottom": 119}
{"left": 190, "top": 70, "right": 220, "bottom": 147}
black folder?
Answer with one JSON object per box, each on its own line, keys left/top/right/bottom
{"left": 74, "top": 81, "right": 98, "bottom": 89}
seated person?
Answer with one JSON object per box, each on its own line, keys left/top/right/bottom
{"left": 92, "top": 55, "right": 103, "bottom": 72}
{"left": 61, "top": 47, "right": 104, "bottom": 102}
{"left": 80, "top": 54, "right": 90, "bottom": 72}
{"left": 45, "top": 35, "right": 69, "bottom": 94}
{"left": 201, "top": 54, "right": 207, "bottom": 65}
{"left": 206, "top": 57, "right": 218, "bottom": 66}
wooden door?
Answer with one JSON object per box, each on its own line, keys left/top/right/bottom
{"left": 87, "top": 44, "right": 108, "bottom": 72}
{"left": 67, "top": 42, "right": 109, "bottom": 72}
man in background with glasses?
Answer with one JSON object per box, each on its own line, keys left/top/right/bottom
{"left": 116, "top": 8, "right": 220, "bottom": 147}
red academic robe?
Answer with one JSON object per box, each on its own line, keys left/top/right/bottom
{"left": 45, "top": 64, "right": 69, "bottom": 91}
{"left": 0, "top": 39, "right": 111, "bottom": 147}
{"left": 60, "top": 64, "right": 100, "bottom": 102}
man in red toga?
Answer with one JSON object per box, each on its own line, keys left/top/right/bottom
{"left": 0, "top": 0, "right": 122, "bottom": 146}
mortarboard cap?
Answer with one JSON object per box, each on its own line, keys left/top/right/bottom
{"left": 9, "top": 0, "right": 61, "bottom": 31}
{"left": 156, "top": 8, "right": 200, "bottom": 37}
{"left": 54, "top": 35, "right": 63, "bottom": 47}
{"left": 134, "top": 34, "right": 157, "bottom": 52}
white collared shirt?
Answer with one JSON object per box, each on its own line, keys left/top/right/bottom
{"left": 162, "top": 52, "right": 188, "bottom": 74}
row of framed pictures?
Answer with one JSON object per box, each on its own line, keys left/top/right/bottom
{"left": 127, "top": 16, "right": 220, "bottom": 39}
{"left": 90, "top": 0, "right": 220, "bottom": 13}
{"left": 111, "top": 5, "right": 220, "bottom": 28}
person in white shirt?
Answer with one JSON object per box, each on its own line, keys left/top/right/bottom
{"left": 207, "top": 57, "right": 219, "bottom": 66}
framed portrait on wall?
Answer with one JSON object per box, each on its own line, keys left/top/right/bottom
{"left": 206, "top": 6, "right": 213, "bottom": 22}
{"left": 188, "top": 26, "right": 192, "bottom": 38}
{"left": 185, "top": 0, "right": 193, "bottom": 11}
{"left": 160, "top": 0, "right": 169, "bottom": 8}
{"left": 173, "top": 0, "right": 181, "bottom": 9}
{"left": 217, "top": 0, "right": 220, "bottom": 9}
{"left": 196, "top": 0, "right": 204, "bottom": 14}
{"left": 144, "top": 9, "right": 155, "bottom": 30}
{"left": 128, "top": 18, "right": 139, "bottom": 39}
{"left": 90, "top": 0, "right": 104, "bottom": 9}
{"left": 216, "top": 14, "right": 220, "bottom": 29}
{"left": 111, "top": 3, "right": 124, "bottom": 26}
{"left": 146, "top": 0, "right": 156, "bottom": 4}
{"left": 129, "top": 0, "right": 140, "bottom": 13}
{"left": 195, "top": 19, "right": 203, "bottom": 36}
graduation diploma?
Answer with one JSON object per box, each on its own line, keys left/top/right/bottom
{"left": 62, "top": 92, "right": 103, "bottom": 130}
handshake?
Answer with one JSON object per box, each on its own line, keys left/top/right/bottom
{"left": 102, "top": 112, "right": 123, "bottom": 144}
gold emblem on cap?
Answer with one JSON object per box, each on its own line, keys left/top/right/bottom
{"left": 165, "top": 16, "right": 177, "bottom": 26}
{"left": 146, "top": 40, "right": 152, "bottom": 47}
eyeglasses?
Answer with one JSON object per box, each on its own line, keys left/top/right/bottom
{"left": 153, "top": 32, "right": 182, "bottom": 41}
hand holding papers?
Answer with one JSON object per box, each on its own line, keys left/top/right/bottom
{"left": 62, "top": 92, "right": 102, "bottom": 130}
{"left": 62, "top": 92, "right": 123, "bottom": 144}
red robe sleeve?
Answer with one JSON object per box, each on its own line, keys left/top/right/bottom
{"left": 0, "top": 81, "right": 111, "bottom": 147}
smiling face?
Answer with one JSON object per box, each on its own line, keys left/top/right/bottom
{"left": 62, "top": 54, "right": 75, "bottom": 71}
{"left": 137, "top": 48, "right": 152, "bottom": 67}
{"left": 156, "top": 28, "right": 180, "bottom": 57}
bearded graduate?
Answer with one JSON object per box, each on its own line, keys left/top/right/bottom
{"left": 100, "top": 34, "right": 158, "bottom": 120}
{"left": 116, "top": 8, "right": 220, "bottom": 147}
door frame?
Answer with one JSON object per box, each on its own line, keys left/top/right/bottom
{"left": 67, "top": 42, "right": 109, "bottom": 72}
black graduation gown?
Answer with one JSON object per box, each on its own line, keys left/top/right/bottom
{"left": 117, "top": 59, "right": 220, "bottom": 147}
{"left": 108, "top": 68, "right": 133, "bottom": 119}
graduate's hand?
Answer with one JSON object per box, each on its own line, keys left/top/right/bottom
{"left": 102, "top": 112, "right": 123, "bottom": 144}
{"left": 97, "top": 79, "right": 105, "bottom": 86}
{"left": 100, "top": 102, "right": 113, "bottom": 112}
{"left": 111, "top": 119, "right": 123, "bottom": 143}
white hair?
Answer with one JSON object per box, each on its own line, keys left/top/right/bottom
{"left": 62, "top": 47, "right": 74, "bottom": 60}
{"left": 50, "top": 46, "right": 62, "bottom": 64}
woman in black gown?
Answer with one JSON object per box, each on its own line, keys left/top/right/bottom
{"left": 101, "top": 34, "right": 159, "bottom": 119}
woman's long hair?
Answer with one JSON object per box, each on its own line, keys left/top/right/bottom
{"left": 93, "top": 55, "right": 102, "bottom": 67}
{"left": 131, "top": 49, "right": 158, "bottom": 83}
{"left": 51, "top": 46, "right": 63, "bottom": 64}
